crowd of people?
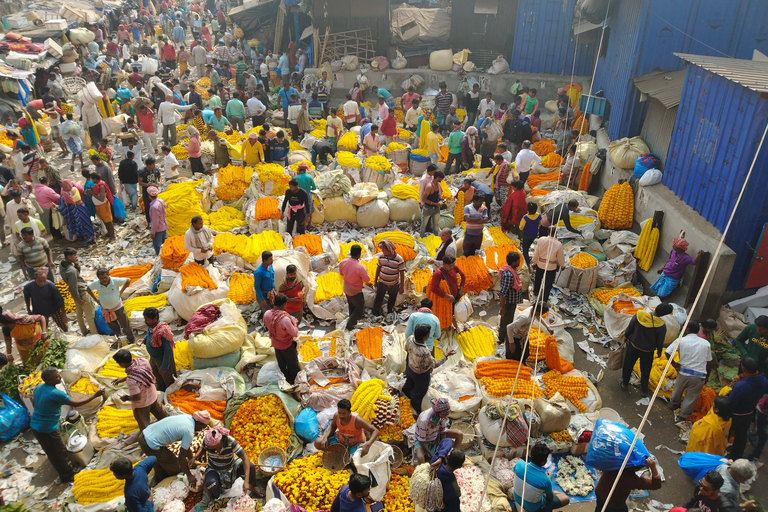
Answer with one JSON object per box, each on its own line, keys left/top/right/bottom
{"left": 1, "top": 0, "right": 767, "bottom": 511}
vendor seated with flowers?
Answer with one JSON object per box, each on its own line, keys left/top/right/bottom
{"left": 314, "top": 399, "right": 379, "bottom": 457}
{"left": 513, "top": 442, "right": 570, "bottom": 512}
{"left": 414, "top": 398, "right": 464, "bottom": 464}
{"left": 198, "top": 425, "right": 264, "bottom": 499}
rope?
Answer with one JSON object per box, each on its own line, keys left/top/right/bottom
{"left": 597, "top": 91, "right": 768, "bottom": 512}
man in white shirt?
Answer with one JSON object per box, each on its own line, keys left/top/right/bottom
{"left": 158, "top": 95, "right": 195, "bottom": 146}
{"left": 404, "top": 99, "right": 423, "bottom": 131}
{"left": 666, "top": 321, "right": 712, "bottom": 422}
{"left": 478, "top": 92, "right": 496, "bottom": 118}
{"left": 161, "top": 146, "right": 180, "bottom": 180}
{"left": 342, "top": 94, "right": 360, "bottom": 129}
{"left": 247, "top": 95, "right": 266, "bottom": 127}
{"left": 362, "top": 125, "right": 380, "bottom": 157}
{"left": 514, "top": 140, "right": 542, "bottom": 182}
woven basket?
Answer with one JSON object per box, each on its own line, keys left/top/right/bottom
{"left": 257, "top": 446, "right": 286, "bottom": 476}
{"left": 390, "top": 445, "right": 403, "bottom": 468}
{"left": 452, "top": 421, "right": 475, "bottom": 450}
{"left": 322, "top": 443, "right": 350, "bottom": 472}
{"left": 61, "top": 77, "right": 85, "bottom": 96}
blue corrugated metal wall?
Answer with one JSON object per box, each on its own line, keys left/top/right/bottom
{"left": 510, "top": 0, "right": 597, "bottom": 76}
{"left": 663, "top": 65, "right": 768, "bottom": 290}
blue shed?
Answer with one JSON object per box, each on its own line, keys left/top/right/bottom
{"left": 592, "top": 0, "right": 768, "bottom": 140}
{"left": 663, "top": 53, "right": 768, "bottom": 291}
{"left": 510, "top": 0, "right": 598, "bottom": 77}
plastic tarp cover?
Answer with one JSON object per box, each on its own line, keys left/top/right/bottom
{"left": 390, "top": 4, "right": 452, "bottom": 47}
{"left": 294, "top": 356, "right": 362, "bottom": 412}
{"left": 227, "top": 0, "right": 280, "bottom": 36}
{"left": 162, "top": 368, "right": 246, "bottom": 406}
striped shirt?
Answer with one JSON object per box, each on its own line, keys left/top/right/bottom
{"left": 205, "top": 435, "right": 245, "bottom": 471}
{"left": 18, "top": 237, "right": 50, "bottom": 267}
{"left": 376, "top": 254, "right": 405, "bottom": 286}
{"left": 513, "top": 461, "right": 552, "bottom": 512}
{"left": 414, "top": 408, "right": 448, "bottom": 442}
{"left": 464, "top": 204, "right": 487, "bottom": 235}
{"left": 435, "top": 92, "right": 452, "bottom": 114}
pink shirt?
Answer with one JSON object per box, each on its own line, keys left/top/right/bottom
{"left": 419, "top": 173, "right": 433, "bottom": 205}
{"left": 33, "top": 183, "right": 61, "bottom": 209}
{"left": 187, "top": 134, "right": 201, "bottom": 158}
{"left": 339, "top": 258, "right": 370, "bottom": 296}
{"left": 264, "top": 309, "right": 298, "bottom": 350}
{"left": 126, "top": 359, "right": 158, "bottom": 408}
{"left": 531, "top": 236, "right": 566, "bottom": 271}
{"left": 362, "top": 133, "right": 380, "bottom": 156}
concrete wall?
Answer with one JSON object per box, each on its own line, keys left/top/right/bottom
{"left": 305, "top": 67, "right": 592, "bottom": 106}
{"left": 593, "top": 129, "right": 736, "bottom": 318}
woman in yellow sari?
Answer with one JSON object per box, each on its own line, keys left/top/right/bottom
{"left": 686, "top": 396, "right": 732, "bottom": 456}
{"left": 1, "top": 306, "right": 48, "bottom": 366}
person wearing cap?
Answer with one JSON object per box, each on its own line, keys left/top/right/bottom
{"left": 111, "top": 349, "right": 169, "bottom": 430}
{"left": 147, "top": 187, "right": 167, "bottom": 255}
{"left": 200, "top": 425, "right": 263, "bottom": 499}
{"left": 138, "top": 412, "right": 210, "bottom": 483}
{"left": 373, "top": 239, "right": 405, "bottom": 322}
{"left": 414, "top": 398, "right": 464, "bottom": 464}
{"left": 650, "top": 237, "right": 701, "bottom": 298}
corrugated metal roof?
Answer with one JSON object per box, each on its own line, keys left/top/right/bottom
{"left": 675, "top": 53, "right": 768, "bottom": 92}
{"left": 633, "top": 70, "right": 686, "bottom": 109}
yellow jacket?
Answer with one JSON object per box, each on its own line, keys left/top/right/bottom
{"left": 242, "top": 140, "right": 265, "bottom": 166}
{"left": 686, "top": 409, "right": 731, "bottom": 456}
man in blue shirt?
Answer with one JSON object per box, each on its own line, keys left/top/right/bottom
{"left": 330, "top": 473, "right": 371, "bottom": 512}
{"left": 405, "top": 298, "right": 441, "bottom": 352}
{"left": 430, "top": 438, "right": 465, "bottom": 512}
{"left": 253, "top": 250, "right": 276, "bottom": 311}
{"left": 111, "top": 456, "right": 155, "bottom": 512}
{"left": 513, "top": 442, "right": 570, "bottom": 512}
{"left": 138, "top": 412, "right": 210, "bottom": 482}
{"left": 278, "top": 83, "right": 297, "bottom": 124}
{"left": 268, "top": 131, "right": 290, "bottom": 167}
{"left": 31, "top": 367, "right": 104, "bottom": 483}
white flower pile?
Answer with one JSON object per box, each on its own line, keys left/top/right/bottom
{"left": 455, "top": 464, "right": 492, "bottom": 512}
{"left": 555, "top": 455, "right": 595, "bottom": 497}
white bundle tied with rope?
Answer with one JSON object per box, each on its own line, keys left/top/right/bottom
{"left": 425, "top": 470, "right": 444, "bottom": 512}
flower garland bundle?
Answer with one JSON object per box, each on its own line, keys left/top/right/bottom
{"left": 545, "top": 336, "right": 575, "bottom": 374}
{"left": 97, "top": 406, "right": 139, "bottom": 437}
{"left": 160, "top": 235, "right": 190, "bottom": 269}
{"left": 314, "top": 272, "right": 344, "bottom": 303}
{"left": 337, "top": 132, "right": 359, "bottom": 149}
{"left": 591, "top": 287, "right": 641, "bottom": 305}
{"left": 686, "top": 386, "right": 716, "bottom": 423}
{"left": 230, "top": 395, "right": 291, "bottom": 460}
{"left": 97, "top": 359, "right": 126, "bottom": 379}
{"left": 253, "top": 196, "right": 281, "bottom": 220}
{"left": 289, "top": 140, "right": 303, "bottom": 151}
{"left": 215, "top": 165, "right": 254, "bottom": 201}
{"left": 170, "top": 144, "right": 188, "bottom": 160}
{"left": 551, "top": 430, "right": 572, "bottom": 443}
{"left": 365, "top": 155, "right": 392, "bottom": 172}
{"left": 213, "top": 231, "right": 287, "bottom": 263}
{"left": 376, "top": 243, "right": 417, "bottom": 261}
{"left": 613, "top": 300, "right": 642, "bottom": 315}
{"left": 391, "top": 183, "right": 420, "bottom": 201}
{"left": 482, "top": 377, "right": 542, "bottom": 399}
{"left": 440, "top": 180, "right": 452, "bottom": 200}
{"left": 110, "top": 263, "right": 152, "bottom": 285}
{"left": 196, "top": 77, "right": 211, "bottom": 88}
{"left": 73, "top": 467, "right": 127, "bottom": 504}
{"left": 487, "top": 226, "right": 518, "bottom": 247}
{"left": 454, "top": 191, "right": 465, "bottom": 226}
{"left": 410, "top": 148, "right": 429, "bottom": 157}
{"left": 598, "top": 182, "right": 634, "bottom": 229}
{"left": 532, "top": 139, "right": 556, "bottom": 156}
{"left": 456, "top": 255, "right": 493, "bottom": 293}
{"left": 570, "top": 252, "right": 597, "bottom": 269}
{"left": 216, "top": 130, "right": 245, "bottom": 145}
{"left": 475, "top": 359, "right": 534, "bottom": 398}
{"left": 18, "top": 371, "right": 42, "bottom": 397}
{"left": 418, "top": 235, "right": 442, "bottom": 257}
{"left": 397, "top": 127, "right": 413, "bottom": 139}
{"left": 124, "top": 294, "right": 168, "bottom": 318}
{"left": 337, "top": 151, "right": 361, "bottom": 168}
{"left": 311, "top": 118, "right": 327, "bottom": 130}
{"left": 55, "top": 280, "right": 76, "bottom": 313}
{"left": 273, "top": 453, "right": 349, "bottom": 511}
{"left": 555, "top": 456, "right": 595, "bottom": 496}
{"left": 542, "top": 153, "right": 564, "bottom": 168}
{"left": 351, "top": 378, "right": 387, "bottom": 421}
{"left": 411, "top": 267, "right": 432, "bottom": 293}
{"left": 360, "top": 258, "right": 378, "bottom": 285}
{"left": 158, "top": 180, "right": 209, "bottom": 236}
{"left": 300, "top": 340, "right": 322, "bottom": 362}
{"left": 485, "top": 245, "right": 524, "bottom": 271}
{"left": 168, "top": 388, "right": 226, "bottom": 422}
{"left": 542, "top": 370, "right": 588, "bottom": 412}
{"left": 292, "top": 233, "right": 323, "bottom": 255}
{"left": 227, "top": 273, "right": 256, "bottom": 304}
{"left": 578, "top": 161, "right": 592, "bottom": 191}
{"left": 289, "top": 160, "right": 315, "bottom": 172}
{"left": 530, "top": 188, "right": 550, "bottom": 196}
{"left": 386, "top": 142, "right": 406, "bottom": 153}
{"left": 428, "top": 279, "right": 454, "bottom": 329}
{"left": 527, "top": 171, "right": 561, "bottom": 188}
{"left": 356, "top": 326, "right": 384, "bottom": 360}
{"left": 527, "top": 328, "right": 553, "bottom": 363}
{"left": 209, "top": 205, "right": 246, "bottom": 231}
{"left": 379, "top": 397, "right": 415, "bottom": 442}
{"left": 255, "top": 163, "right": 291, "bottom": 196}
{"left": 635, "top": 351, "right": 678, "bottom": 398}
{"left": 457, "top": 325, "right": 496, "bottom": 360}
{"left": 309, "top": 128, "right": 325, "bottom": 138}
{"left": 634, "top": 219, "right": 660, "bottom": 271}
{"left": 180, "top": 262, "right": 218, "bottom": 290}
{"left": 338, "top": 241, "right": 367, "bottom": 261}
{"left": 556, "top": 215, "right": 594, "bottom": 228}
{"left": 374, "top": 231, "right": 415, "bottom": 248}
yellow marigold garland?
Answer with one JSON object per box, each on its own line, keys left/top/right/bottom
{"left": 314, "top": 272, "right": 344, "bottom": 303}
{"left": 273, "top": 453, "right": 349, "bottom": 512}
{"left": 417, "top": 235, "right": 442, "bottom": 257}
{"left": 337, "top": 151, "right": 361, "bottom": 168}
{"left": 97, "top": 406, "right": 139, "bottom": 437}
{"left": 542, "top": 153, "right": 564, "bottom": 168}
{"left": 351, "top": 378, "right": 387, "bottom": 421}
{"left": 215, "top": 164, "right": 254, "bottom": 201}
{"left": 374, "top": 231, "right": 415, "bottom": 248}
{"left": 365, "top": 155, "right": 392, "bottom": 172}
{"left": 337, "top": 132, "right": 359, "bottom": 149}
{"left": 73, "top": 467, "right": 127, "bottom": 504}
{"left": 55, "top": 280, "right": 76, "bottom": 313}
{"left": 457, "top": 325, "right": 496, "bottom": 360}
{"left": 391, "top": 183, "right": 420, "bottom": 201}
{"left": 634, "top": 219, "right": 660, "bottom": 271}
{"left": 454, "top": 191, "right": 465, "bottom": 226}
{"left": 591, "top": 287, "right": 641, "bottom": 305}
{"left": 570, "top": 252, "right": 598, "bottom": 269}
{"left": 227, "top": 273, "right": 256, "bottom": 304}
{"left": 213, "top": 231, "right": 287, "bottom": 263}
{"left": 158, "top": 180, "right": 210, "bottom": 237}
{"left": 411, "top": 267, "right": 432, "bottom": 293}
{"left": 124, "top": 294, "right": 168, "bottom": 318}
{"left": 209, "top": 205, "right": 246, "bottom": 231}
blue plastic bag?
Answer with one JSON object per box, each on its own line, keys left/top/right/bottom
{"left": 295, "top": 407, "right": 319, "bottom": 443}
{"left": 585, "top": 419, "right": 651, "bottom": 471}
{"left": 678, "top": 452, "right": 728, "bottom": 483}
{"left": 0, "top": 393, "right": 30, "bottom": 442}
{"left": 633, "top": 153, "right": 661, "bottom": 179}
{"left": 409, "top": 152, "right": 431, "bottom": 163}
{"left": 112, "top": 196, "right": 126, "bottom": 223}
{"left": 95, "top": 306, "right": 115, "bottom": 335}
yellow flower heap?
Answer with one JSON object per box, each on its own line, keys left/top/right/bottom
{"left": 457, "top": 325, "right": 496, "bottom": 360}
{"left": 213, "top": 231, "right": 287, "bottom": 263}
{"left": 230, "top": 394, "right": 291, "bottom": 460}
{"left": 314, "top": 272, "right": 344, "bottom": 303}
{"left": 209, "top": 205, "right": 246, "bottom": 231}
{"left": 170, "top": 143, "right": 188, "bottom": 160}
{"left": 124, "top": 294, "right": 168, "bottom": 317}
{"left": 634, "top": 219, "right": 660, "bottom": 271}
{"left": 351, "top": 378, "right": 388, "bottom": 421}
{"left": 158, "top": 180, "right": 210, "bottom": 237}
{"left": 374, "top": 231, "right": 415, "bottom": 249}
{"left": 274, "top": 454, "right": 350, "bottom": 511}
{"left": 255, "top": 163, "right": 291, "bottom": 196}
{"left": 365, "top": 155, "right": 392, "bottom": 172}
{"left": 227, "top": 273, "right": 256, "bottom": 304}
{"left": 418, "top": 235, "right": 442, "bottom": 257}
{"left": 391, "top": 183, "right": 420, "bottom": 202}
{"left": 337, "top": 132, "right": 359, "bottom": 149}
{"left": 386, "top": 142, "right": 406, "bottom": 153}
{"left": 289, "top": 160, "right": 315, "bottom": 172}
{"left": 215, "top": 165, "right": 255, "bottom": 201}
{"left": 73, "top": 467, "right": 129, "bottom": 505}
{"left": 337, "top": 151, "right": 361, "bottom": 168}
{"left": 97, "top": 406, "right": 139, "bottom": 437}
{"left": 570, "top": 252, "right": 597, "bottom": 269}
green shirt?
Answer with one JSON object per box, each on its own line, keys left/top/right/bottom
{"left": 226, "top": 98, "right": 246, "bottom": 119}
{"left": 295, "top": 173, "right": 316, "bottom": 195}
{"left": 208, "top": 95, "right": 222, "bottom": 108}
{"left": 447, "top": 130, "right": 464, "bottom": 154}
{"left": 210, "top": 70, "right": 221, "bottom": 86}
{"left": 235, "top": 61, "right": 247, "bottom": 85}
{"left": 735, "top": 324, "right": 768, "bottom": 373}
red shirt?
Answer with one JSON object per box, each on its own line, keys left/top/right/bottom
{"left": 381, "top": 116, "right": 397, "bottom": 137}
{"left": 106, "top": 41, "right": 119, "bottom": 54}
{"left": 217, "top": 10, "right": 225, "bottom": 23}
{"left": 136, "top": 110, "right": 155, "bottom": 133}
{"left": 162, "top": 44, "right": 176, "bottom": 61}
{"left": 430, "top": 267, "right": 466, "bottom": 298}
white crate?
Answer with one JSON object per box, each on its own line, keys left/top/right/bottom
{"left": 6, "top": 17, "right": 28, "bottom": 29}
{"left": 45, "top": 19, "right": 68, "bottom": 30}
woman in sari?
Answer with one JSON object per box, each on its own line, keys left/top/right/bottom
{"left": 349, "top": 82, "right": 363, "bottom": 105}
{"left": 1, "top": 306, "right": 47, "bottom": 366}
{"left": 81, "top": 169, "right": 96, "bottom": 218}
{"left": 426, "top": 256, "right": 466, "bottom": 330}
{"left": 60, "top": 180, "right": 94, "bottom": 244}
{"left": 201, "top": 22, "right": 212, "bottom": 50}
{"left": 85, "top": 172, "right": 115, "bottom": 239}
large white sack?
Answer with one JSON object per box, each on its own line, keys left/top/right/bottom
{"left": 357, "top": 194, "right": 390, "bottom": 228}
{"left": 350, "top": 182, "right": 379, "bottom": 206}
{"left": 388, "top": 197, "right": 420, "bottom": 222}
{"left": 323, "top": 196, "right": 357, "bottom": 223}
{"left": 188, "top": 299, "right": 248, "bottom": 359}
{"left": 429, "top": 49, "right": 453, "bottom": 71}
{"left": 166, "top": 267, "right": 229, "bottom": 321}
{"left": 608, "top": 136, "right": 650, "bottom": 169}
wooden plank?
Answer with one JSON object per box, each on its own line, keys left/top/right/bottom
{"left": 274, "top": 3, "right": 285, "bottom": 54}
{"left": 685, "top": 251, "right": 711, "bottom": 309}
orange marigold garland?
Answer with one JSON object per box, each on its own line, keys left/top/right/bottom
{"left": 180, "top": 262, "right": 218, "bottom": 290}
{"left": 375, "top": 243, "right": 417, "bottom": 261}
{"left": 527, "top": 171, "right": 561, "bottom": 188}
{"left": 685, "top": 386, "right": 716, "bottom": 423}
{"left": 578, "top": 161, "right": 592, "bottom": 191}
{"left": 110, "top": 264, "right": 152, "bottom": 285}
{"left": 168, "top": 389, "right": 226, "bottom": 422}
{"left": 292, "top": 233, "right": 324, "bottom": 256}
{"left": 485, "top": 245, "right": 524, "bottom": 271}
{"left": 532, "top": 139, "right": 556, "bottom": 156}
{"left": 229, "top": 395, "right": 291, "bottom": 461}
{"left": 356, "top": 326, "right": 384, "bottom": 359}
{"left": 427, "top": 279, "right": 453, "bottom": 329}
{"left": 227, "top": 273, "right": 256, "bottom": 304}
{"left": 160, "top": 236, "right": 190, "bottom": 269}
{"left": 456, "top": 255, "right": 493, "bottom": 293}
{"left": 253, "top": 197, "right": 281, "bottom": 220}
{"left": 541, "top": 153, "right": 564, "bottom": 168}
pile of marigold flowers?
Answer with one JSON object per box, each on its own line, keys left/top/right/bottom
{"left": 160, "top": 235, "right": 190, "bottom": 269}
{"left": 570, "top": 252, "right": 597, "bottom": 269}
{"left": 351, "top": 378, "right": 388, "bottom": 421}
{"left": 379, "top": 397, "right": 415, "bottom": 441}
{"left": 253, "top": 196, "right": 281, "bottom": 220}
{"left": 314, "top": 272, "right": 344, "bottom": 303}
{"left": 356, "top": 326, "right": 384, "bottom": 359}
{"left": 456, "top": 255, "right": 493, "bottom": 294}
{"left": 384, "top": 474, "right": 415, "bottom": 512}
{"left": 591, "top": 286, "right": 641, "bottom": 305}
{"left": 542, "top": 369, "right": 589, "bottom": 412}
{"left": 457, "top": 325, "right": 496, "bottom": 360}
{"left": 230, "top": 394, "right": 291, "bottom": 461}
{"left": 73, "top": 467, "right": 127, "bottom": 504}
{"left": 273, "top": 453, "right": 350, "bottom": 511}
{"left": 292, "top": 233, "right": 323, "bottom": 255}
{"left": 227, "top": 273, "right": 256, "bottom": 304}
{"left": 97, "top": 406, "right": 139, "bottom": 437}
{"left": 180, "top": 262, "right": 218, "bottom": 290}
{"left": 168, "top": 388, "right": 226, "bottom": 422}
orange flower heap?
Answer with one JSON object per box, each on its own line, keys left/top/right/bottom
{"left": 273, "top": 453, "right": 349, "bottom": 511}
{"left": 542, "top": 370, "right": 588, "bottom": 412}
{"left": 160, "top": 235, "right": 190, "bottom": 269}
{"left": 356, "top": 326, "right": 384, "bottom": 360}
{"left": 215, "top": 164, "right": 254, "bottom": 201}
{"left": 456, "top": 255, "right": 493, "bottom": 294}
{"left": 168, "top": 389, "right": 226, "bottom": 422}
{"left": 110, "top": 264, "right": 152, "bottom": 285}
{"left": 292, "top": 233, "right": 323, "bottom": 256}
{"left": 253, "top": 197, "right": 280, "bottom": 220}
{"left": 532, "top": 139, "right": 556, "bottom": 156}
{"left": 485, "top": 245, "right": 524, "bottom": 271}
{"left": 180, "top": 262, "right": 218, "bottom": 290}
{"left": 230, "top": 394, "right": 291, "bottom": 460}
